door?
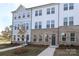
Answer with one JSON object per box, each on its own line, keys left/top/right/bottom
{"left": 51, "top": 34, "right": 56, "bottom": 45}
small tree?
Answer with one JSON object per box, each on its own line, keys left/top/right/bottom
{"left": 1, "top": 26, "right": 12, "bottom": 41}
{"left": 18, "top": 24, "right": 27, "bottom": 44}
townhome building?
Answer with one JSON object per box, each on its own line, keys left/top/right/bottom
{"left": 12, "top": 3, "right": 79, "bottom": 46}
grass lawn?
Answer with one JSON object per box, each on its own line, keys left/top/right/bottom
{"left": 54, "top": 45, "right": 79, "bottom": 56}
{"left": 0, "top": 39, "right": 21, "bottom": 49}
{"left": 0, "top": 43, "right": 20, "bottom": 49}
{"left": 0, "top": 44, "right": 48, "bottom": 56}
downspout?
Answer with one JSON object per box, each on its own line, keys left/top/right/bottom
{"left": 30, "top": 8, "right": 32, "bottom": 44}
{"left": 58, "top": 3, "right": 60, "bottom": 46}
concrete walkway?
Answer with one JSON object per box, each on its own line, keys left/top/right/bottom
{"left": 0, "top": 44, "right": 26, "bottom": 52}
{"left": 38, "top": 46, "right": 56, "bottom": 56}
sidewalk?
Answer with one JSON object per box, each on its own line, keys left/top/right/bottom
{"left": 0, "top": 44, "right": 26, "bottom": 52}
{"left": 38, "top": 46, "right": 56, "bottom": 56}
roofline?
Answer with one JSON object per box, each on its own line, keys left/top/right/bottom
{"left": 12, "top": 3, "right": 59, "bottom": 13}
{"left": 26, "top": 3, "right": 59, "bottom": 9}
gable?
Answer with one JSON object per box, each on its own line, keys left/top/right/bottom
{"left": 12, "top": 5, "right": 26, "bottom": 13}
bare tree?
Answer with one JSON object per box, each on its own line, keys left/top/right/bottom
{"left": 1, "top": 25, "right": 12, "bottom": 41}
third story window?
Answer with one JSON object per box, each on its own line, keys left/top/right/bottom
{"left": 64, "top": 4, "right": 68, "bottom": 11}
{"left": 69, "top": 3, "right": 74, "bottom": 10}
{"left": 51, "top": 8, "right": 55, "bottom": 14}
{"left": 47, "top": 8, "right": 50, "bottom": 14}
{"left": 35, "top": 10, "right": 38, "bottom": 16}
{"left": 39, "top": 10, "right": 42, "bottom": 16}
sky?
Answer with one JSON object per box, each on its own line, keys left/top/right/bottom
{"left": 0, "top": 3, "right": 18, "bottom": 33}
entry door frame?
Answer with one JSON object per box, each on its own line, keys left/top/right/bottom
{"left": 51, "top": 34, "right": 57, "bottom": 46}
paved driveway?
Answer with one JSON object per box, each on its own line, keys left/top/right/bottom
{"left": 38, "top": 46, "right": 57, "bottom": 56}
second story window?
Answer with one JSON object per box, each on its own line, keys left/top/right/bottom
{"left": 64, "top": 17, "right": 68, "bottom": 26}
{"left": 14, "top": 35, "right": 16, "bottom": 40}
{"left": 14, "top": 17, "right": 16, "bottom": 19}
{"left": 69, "top": 3, "right": 74, "bottom": 10}
{"left": 39, "top": 21, "right": 42, "bottom": 29}
{"left": 69, "top": 17, "right": 74, "bottom": 26}
{"left": 47, "top": 8, "right": 50, "bottom": 14}
{"left": 64, "top": 4, "right": 68, "bottom": 11}
{"left": 51, "top": 8, "right": 55, "bottom": 14}
{"left": 47, "top": 20, "right": 50, "bottom": 28}
{"left": 39, "top": 10, "right": 42, "bottom": 16}
{"left": 51, "top": 20, "right": 55, "bottom": 28}
{"left": 23, "top": 15, "right": 25, "bottom": 18}
{"left": 35, "top": 22, "right": 38, "bottom": 29}
{"left": 35, "top": 10, "right": 38, "bottom": 16}
{"left": 18, "top": 16, "right": 21, "bottom": 18}
{"left": 26, "top": 23, "right": 29, "bottom": 30}
{"left": 14, "top": 26, "right": 17, "bottom": 30}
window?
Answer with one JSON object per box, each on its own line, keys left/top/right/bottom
{"left": 45, "top": 35, "right": 49, "bottom": 42}
{"left": 35, "top": 10, "right": 38, "bottom": 16}
{"left": 26, "top": 23, "right": 29, "bottom": 30}
{"left": 33, "top": 35, "right": 37, "bottom": 42}
{"left": 26, "top": 35, "right": 29, "bottom": 41}
{"left": 51, "top": 8, "right": 55, "bottom": 14}
{"left": 39, "top": 35, "right": 42, "bottom": 41}
{"left": 47, "top": 8, "right": 50, "bottom": 14}
{"left": 70, "top": 33, "right": 75, "bottom": 41}
{"left": 64, "top": 4, "right": 68, "bottom": 11}
{"left": 39, "top": 21, "right": 42, "bottom": 29}
{"left": 17, "top": 38, "right": 20, "bottom": 41}
{"left": 69, "top": 3, "right": 74, "bottom": 10}
{"left": 14, "top": 35, "right": 16, "bottom": 40}
{"left": 35, "top": 22, "right": 38, "bottom": 29}
{"left": 47, "top": 20, "right": 50, "bottom": 28}
{"left": 18, "top": 35, "right": 20, "bottom": 37}
{"left": 69, "top": 17, "right": 74, "bottom": 26}
{"left": 64, "top": 17, "right": 68, "bottom": 26}
{"left": 14, "top": 17, "right": 16, "bottom": 19}
{"left": 22, "top": 35, "right": 24, "bottom": 41}
{"left": 14, "top": 26, "right": 17, "bottom": 30}
{"left": 18, "top": 24, "right": 19, "bottom": 30}
{"left": 61, "top": 33, "right": 66, "bottom": 41}
{"left": 18, "top": 16, "right": 21, "bottom": 18}
{"left": 23, "top": 15, "right": 25, "bottom": 18}
{"left": 51, "top": 20, "right": 55, "bottom": 28}
{"left": 39, "top": 10, "right": 42, "bottom": 16}
{"left": 27, "top": 14, "right": 30, "bottom": 17}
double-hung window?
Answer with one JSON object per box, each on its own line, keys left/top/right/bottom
{"left": 51, "top": 20, "right": 55, "bottom": 28}
{"left": 64, "top": 4, "right": 68, "bottom": 11}
{"left": 47, "top": 20, "right": 50, "bottom": 28}
{"left": 69, "top": 3, "right": 74, "bottom": 10}
{"left": 69, "top": 17, "right": 74, "bottom": 26}
{"left": 64, "top": 17, "right": 68, "bottom": 26}
{"left": 39, "top": 21, "right": 42, "bottom": 29}
{"left": 51, "top": 8, "right": 55, "bottom": 14}
{"left": 47, "top": 8, "right": 50, "bottom": 14}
